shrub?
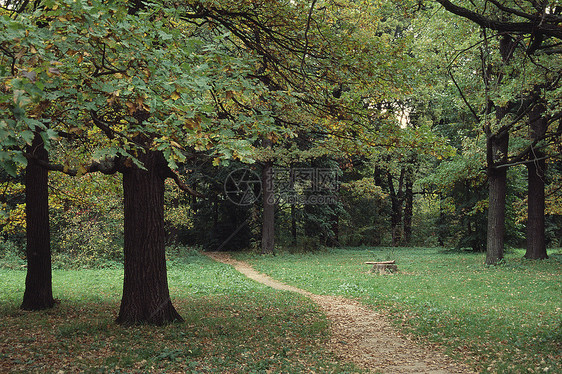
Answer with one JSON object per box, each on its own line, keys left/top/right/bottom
{"left": 51, "top": 208, "right": 123, "bottom": 269}
{"left": 0, "top": 238, "right": 26, "bottom": 269}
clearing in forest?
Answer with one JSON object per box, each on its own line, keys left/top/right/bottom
{"left": 205, "top": 252, "right": 475, "bottom": 374}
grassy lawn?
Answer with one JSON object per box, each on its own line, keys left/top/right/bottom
{"left": 0, "top": 252, "right": 362, "bottom": 374}
{"left": 240, "top": 247, "right": 562, "bottom": 374}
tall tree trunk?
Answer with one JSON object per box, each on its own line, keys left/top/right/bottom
{"left": 388, "top": 168, "right": 405, "bottom": 247}
{"left": 437, "top": 194, "right": 445, "bottom": 247}
{"left": 484, "top": 35, "right": 516, "bottom": 265}
{"left": 261, "top": 161, "right": 275, "bottom": 254}
{"left": 116, "top": 150, "right": 183, "bottom": 325}
{"left": 291, "top": 203, "right": 297, "bottom": 246}
{"left": 403, "top": 167, "right": 414, "bottom": 245}
{"left": 486, "top": 131, "right": 509, "bottom": 265}
{"left": 526, "top": 158, "right": 547, "bottom": 259}
{"left": 525, "top": 102, "right": 548, "bottom": 259}
{"left": 329, "top": 214, "right": 339, "bottom": 247}
{"left": 21, "top": 132, "right": 55, "bottom": 310}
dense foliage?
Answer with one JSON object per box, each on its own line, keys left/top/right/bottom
{"left": 1, "top": 0, "right": 561, "bottom": 266}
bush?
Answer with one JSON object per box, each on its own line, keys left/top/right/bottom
{"left": 0, "top": 238, "right": 26, "bottom": 269}
{"left": 51, "top": 208, "right": 123, "bottom": 269}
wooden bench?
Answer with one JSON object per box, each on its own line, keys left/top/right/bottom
{"left": 365, "top": 260, "right": 397, "bottom": 274}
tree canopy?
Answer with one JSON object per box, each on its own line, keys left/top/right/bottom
{"left": 1, "top": 0, "right": 561, "bottom": 323}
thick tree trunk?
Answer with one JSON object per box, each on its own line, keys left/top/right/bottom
{"left": 526, "top": 158, "right": 547, "bottom": 259}
{"left": 21, "top": 132, "right": 55, "bottom": 311}
{"left": 261, "top": 161, "right": 275, "bottom": 254}
{"left": 485, "top": 36, "right": 516, "bottom": 265}
{"left": 116, "top": 150, "right": 183, "bottom": 325}
{"left": 486, "top": 131, "right": 509, "bottom": 265}
{"left": 525, "top": 102, "right": 548, "bottom": 259}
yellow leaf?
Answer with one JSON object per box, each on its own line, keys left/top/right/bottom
{"left": 170, "top": 140, "right": 183, "bottom": 149}
{"left": 76, "top": 165, "right": 87, "bottom": 176}
{"left": 125, "top": 102, "right": 135, "bottom": 114}
{"left": 170, "top": 91, "right": 180, "bottom": 101}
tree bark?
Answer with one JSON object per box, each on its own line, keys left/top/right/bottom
{"left": 526, "top": 158, "right": 547, "bottom": 259}
{"left": 387, "top": 168, "right": 405, "bottom": 247}
{"left": 403, "top": 167, "right": 414, "bottom": 245}
{"left": 261, "top": 161, "right": 275, "bottom": 254}
{"left": 486, "top": 131, "right": 509, "bottom": 265}
{"left": 116, "top": 150, "right": 183, "bottom": 325}
{"left": 291, "top": 203, "right": 297, "bottom": 246}
{"left": 21, "top": 132, "right": 55, "bottom": 311}
{"left": 329, "top": 214, "right": 339, "bottom": 247}
{"left": 525, "top": 103, "right": 548, "bottom": 259}
{"left": 484, "top": 35, "right": 515, "bottom": 265}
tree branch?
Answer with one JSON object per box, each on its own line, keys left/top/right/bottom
{"left": 435, "top": 0, "right": 562, "bottom": 40}
{"left": 90, "top": 110, "right": 115, "bottom": 139}
{"left": 165, "top": 169, "right": 204, "bottom": 197}
{"left": 301, "top": 0, "right": 317, "bottom": 77}
{"left": 448, "top": 68, "right": 480, "bottom": 121}
{"left": 24, "top": 154, "right": 121, "bottom": 176}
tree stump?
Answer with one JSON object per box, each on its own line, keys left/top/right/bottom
{"left": 365, "top": 261, "right": 398, "bottom": 274}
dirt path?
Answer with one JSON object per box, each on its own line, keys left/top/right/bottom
{"left": 205, "top": 252, "right": 475, "bottom": 374}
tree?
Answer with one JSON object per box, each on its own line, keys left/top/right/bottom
{"left": 428, "top": 0, "right": 562, "bottom": 263}
{"left": 20, "top": 132, "right": 55, "bottom": 310}
{"left": 117, "top": 148, "right": 183, "bottom": 324}
{"left": 6, "top": 0, "right": 412, "bottom": 323}
{"left": 525, "top": 100, "right": 548, "bottom": 259}
{"left": 0, "top": 1, "right": 60, "bottom": 309}
{"left": 184, "top": 0, "right": 426, "bottom": 253}
{"left": 1, "top": 0, "right": 268, "bottom": 324}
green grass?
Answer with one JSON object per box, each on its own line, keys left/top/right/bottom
{"left": 0, "top": 252, "right": 363, "bottom": 373}
{"left": 239, "top": 247, "right": 562, "bottom": 374}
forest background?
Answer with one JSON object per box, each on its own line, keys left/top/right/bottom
{"left": 3, "top": 0, "right": 561, "bottom": 262}
{"left": 1, "top": 0, "right": 561, "bottom": 318}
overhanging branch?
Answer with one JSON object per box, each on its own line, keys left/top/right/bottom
{"left": 165, "top": 169, "right": 204, "bottom": 198}
{"left": 24, "top": 154, "right": 121, "bottom": 176}
{"left": 435, "top": 0, "right": 562, "bottom": 40}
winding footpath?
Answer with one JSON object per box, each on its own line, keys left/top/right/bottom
{"left": 205, "top": 252, "right": 475, "bottom": 374}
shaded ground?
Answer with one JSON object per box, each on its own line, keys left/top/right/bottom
{"left": 205, "top": 252, "right": 475, "bottom": 374}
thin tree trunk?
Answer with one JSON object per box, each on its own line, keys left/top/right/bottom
{"left": 116, "top": 150, "right": 183, "bottom": 325}
{"left": 261, "top": 161, "right": 275, "bottom": 254}
{"left": 21, "top": 132, "right": 55, "bottom": 311}
{"left": 403, "top": 169, "right": 414, "bottom": 245}
{"left": 330, "top": 214, "right": 339, "bottom": 247}
{"left": 291, "top": 203, "right": 297, "bottom": 246}
{"left": 486, "top": 131, "right": 509, "bottom": 265}
{"left": 388, "top": 168, "right": 404, "bottom": 247}
{"left": 437, "top": 194, "right": 445, "bottom": 247}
